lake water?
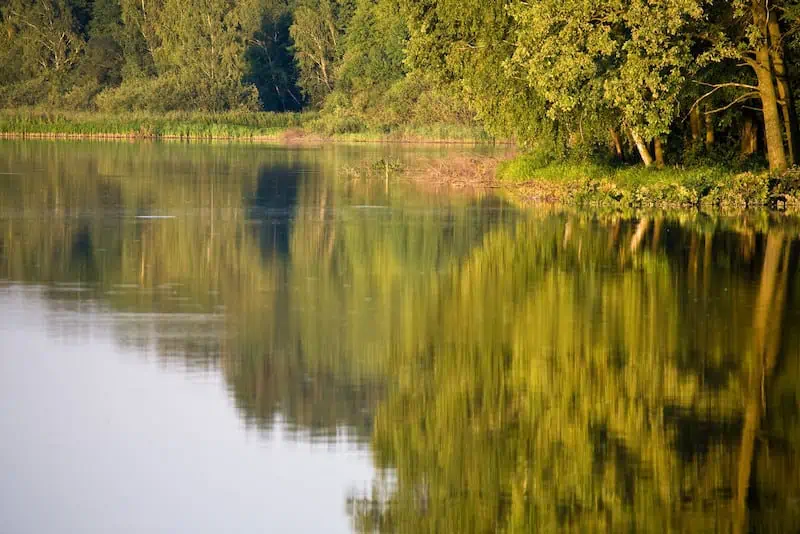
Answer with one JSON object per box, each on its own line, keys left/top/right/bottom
{"left": 0, "top": 140, "right": 798, "bottom": 533}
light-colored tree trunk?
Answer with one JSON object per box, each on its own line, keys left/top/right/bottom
{"left": 609, "top": 128, "right": 624, "bottom": 159}
{"left": 741, "top": 115, "right": 758, "bottom": 157}
{"left": 690, "top": 106, "right": 702, "bottom": 143}
{"left": 753, "top": 47, "right": 789, "bottom": 171}
{"left": 629, "top": 128, "right": 653, "bottom": 167}
{"left": 705, "top": 112, "right": 715, "bottom": 149}
{"left": 768, "top": 17, "right": 799, "bottom": 166}
{"left": 654, "top": 137, "right": 665, "bottom": 168}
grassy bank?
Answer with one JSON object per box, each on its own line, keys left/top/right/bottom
{"left": 354, "top": 153, "right": 800, "bottom": 212}
{"left": 496, "top": 155, "right": 800, "bottom": 211}
{"left": 0, "top": 109, "right": 494, "bottom": 144}
{"left": 0, "top": 109, "right": 315, "bottom": 139}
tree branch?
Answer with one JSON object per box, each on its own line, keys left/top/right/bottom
{"left": 704, "top": 92, "right": 760, "bottom": 114}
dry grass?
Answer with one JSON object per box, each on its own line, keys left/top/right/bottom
{"left": 405, "top": 156, "right": 503, "bottom": 188}
{"left": 279, "top": 128, "right": 328, "bottom": 145}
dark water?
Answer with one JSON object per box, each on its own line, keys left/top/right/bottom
{"left": 0, "top": 140, "right": 798, "bottom": 533}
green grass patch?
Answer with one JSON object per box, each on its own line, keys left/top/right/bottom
{"left": 498, "top": 153, "right": 797, "bottom": 210}
{"left": 0, "top": 108, "right": 316, "bottom": 139}
{"left": 0, "top": 108, "right": 496, "bottom": 144}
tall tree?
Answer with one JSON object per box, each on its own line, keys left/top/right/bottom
{"left": 508, "top": 0, "right": 704, "bottom": 166}
{"left": 289, "top": 0, "right": 348, "bottom": 106}
{"left": 243, "top": 0, "right": 303, "bottom": 110}
{"left": 696, "top": 0, "right": 799, "bottom": 171}
{"left": 1, "top": 0, "right": 85, "bottom": 82}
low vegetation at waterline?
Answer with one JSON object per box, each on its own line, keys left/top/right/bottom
{"left": 0, "top": 109, "right": 491, "bottom": 143}
{"left": 0, "top": 109, "right": 314, "bottom": 139}
{"left": 346, "top": 154, "right": 800, "bottom": 211}
{"left": 499, "top": 162, "right": 798, "bottom": 210}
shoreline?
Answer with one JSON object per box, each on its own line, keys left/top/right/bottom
{"left": 4, "top": 119, "right": 796, "bottom": 214}
{"left": 0, "top": 109, "right": 500, "bottom": 146}
{"left": 392, "top": 155, "right": 800, "bottom": 213}
{"left": 0, "top": 131, "right": 506, "bottom": 145}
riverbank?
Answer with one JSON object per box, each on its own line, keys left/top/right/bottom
{"left": 390, "top": 154, "right": 800, "bottom": 212}
{"left": 500, "top": 159, "right": 800, "bottom": 211}
{"left": 0, "top": 109, "right": 494, "bottom": 144}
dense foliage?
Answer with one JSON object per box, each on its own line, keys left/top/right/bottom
{"left": 0, "top": 0, "right": 469, "bottom": 130}
{"left": 4, "top": 1, "right": 800, "bottom": 168}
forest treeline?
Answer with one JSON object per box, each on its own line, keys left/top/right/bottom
{"left": 4, "top": 1, "right": 800, "bottom": 170}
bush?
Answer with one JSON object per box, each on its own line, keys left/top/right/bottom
{"left": 308, "top": 112, "right": 367, "bottom": 135}
{"left": 0, "top": 77, "right": 52, "bottom": 108}
{"left": 706, "top": 172, "right": 770, "bottom": 208}
{"left": 60, "top": 81, "right": 104, "bottom": 111}
{"left": 95, "top": 74, "right": 261, "bottom": 113}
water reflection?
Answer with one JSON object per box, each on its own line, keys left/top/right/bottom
{"left": 0, "top": 140, "right": 799, "bottom": 533}
{"left": 351, "top": 216, "right": 800, "bottom": 533}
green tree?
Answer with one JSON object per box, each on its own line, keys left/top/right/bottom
{"left": 153, "top": 0, "right": 260, "bottom": 110}
{"left": 507, "top": 0, "right": 704, "bottom": 166}
{"left": 337, "top": 0, "right": 407, "bottom": 97}
{"left": 79, "top": 0, "right": 125, "bottom": 87}
{"left": 0, "top": 0, "right": 85, "bottom": 87}
{"left": 289, "top": 0, "right": 345, "bottom": 106}
{"left": 243, "top": 0, "right": 303, "bottom": 110}
{"left": 694, "top": 0, "right": 799, "bottom": 171}
{"left": 398, "top": 0, "right": 565, "bottom": 150}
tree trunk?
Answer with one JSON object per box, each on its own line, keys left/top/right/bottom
{"left": 690, "top": 106, "right": 702, "bottom": 144}
{"left": 754, "top": 47, "right": 789, "bottom": 171}
{"left": 629, "top": 129, "right": 654, "bottom": 167}
{"left": 752, "top": 0, "right": 789, "bottom": 172}
{"left": 654, "top": 137, "right": 665, "bottom": 168}
{"left": 741, "top": 115, "right": 758, "bottom": 157}
{"left": 609, "top": 128, "right": 624, "bottom": 159}
{"left": 768, "top": 17, "right": 799, "bottom": 166}
{"left": 705, "top": 113, "right": 715, "bottom": 149}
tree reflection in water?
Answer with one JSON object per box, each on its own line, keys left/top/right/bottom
{"left": 0, "top": 140, "right": 797, "bottom": 533}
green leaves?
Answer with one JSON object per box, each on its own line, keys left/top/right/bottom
{"left": 509, "top": 0, "right": 704, "bottom": 142}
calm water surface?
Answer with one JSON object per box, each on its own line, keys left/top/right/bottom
{"left": 0, "top": 140, "right": 798, "bottom": 533}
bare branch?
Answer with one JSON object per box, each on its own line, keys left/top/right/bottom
{"left": 693, "top": 81, "right": 759, "bottom": 91}
{"left": 704, "top": 92, "right": 760, "bottom": 114}
{"left": 684, "top": 81, "right": 761, "bottom": 122}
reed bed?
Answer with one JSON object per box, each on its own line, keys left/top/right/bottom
{"left": 0, "top": 109, "right": 317, "bottom": 139}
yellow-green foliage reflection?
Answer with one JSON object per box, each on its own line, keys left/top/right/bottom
{"left": 352, "top": 215, "right": 800, "bottom": 534}
{"left": 0, "top": 140, "right": 798, "bottom": 532}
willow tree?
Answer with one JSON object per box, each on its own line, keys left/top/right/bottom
{"left": 507, "top": 0, "right": 704, "bottom": 166}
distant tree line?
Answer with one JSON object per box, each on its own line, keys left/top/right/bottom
{"left": 0, "top": 0, "right": 466, "bottom": 127}
{"left": 3, "top": 1, "right": 800, "bottom": 170}
{"left": 0, "top": 0, "right": 299, "bottom": 111}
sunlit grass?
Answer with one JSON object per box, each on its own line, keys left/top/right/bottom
{"left": 0, "top": 109, "right": 317, "bottom": 138}
{"left": 496, "top": 153, "right": 788, "bottom": 209}
{"left": 0, "top": 108, "right": 495, "bottom": 143}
